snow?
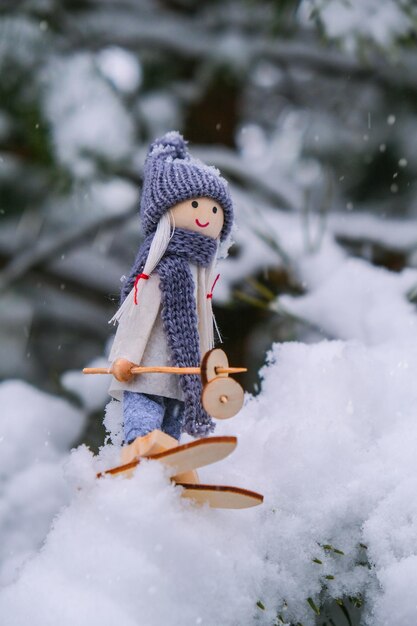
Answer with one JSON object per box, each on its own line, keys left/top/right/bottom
{"left": 0, "top": 380, "right": 85, "bottom": 587}
{"left": 370, "top": 556, "right": 417, "bottom": 625}
{"left": 138, "top": 92, "right": 181, "bottom": 140}
{"left": 2, "top": 217, "right": 417, "bottom": 622}
{"left": 3, "top": 331, "right": 417, "bottom": 624}
{"left": 299, "top": 0, "right": 415, "bottom": 51}
{"left": 97, "top": 46, "right": 142, "bottom": 94}
{"left": 281, "top": 257, "right": 417, "bottom": 343}
{"left": 0, "top": 451, "right": 265, "bottom": 626}
{"left": 43, "top": 54, "right": 134, "bottom": 177}
{"left": 62, "top": 357, "right": 110, "bottom": 413}
{"left": 330, "top": 212, "right": 417, "bottom": 252}
{"left": 89, "top": 178, "right": 138, "bottom": 216}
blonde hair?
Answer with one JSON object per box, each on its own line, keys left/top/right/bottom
{"left": 109, "top": 212, "right": 174, "bottom": 325}
{"left": 135, "top": 211, "right": 174, "bottom": 301}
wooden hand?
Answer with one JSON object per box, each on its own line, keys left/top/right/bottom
{"left": 112, "top": 358, "right": 135, "bottom": 383}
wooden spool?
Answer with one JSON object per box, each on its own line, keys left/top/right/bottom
{"left": 201, "top": 348, "right": 229, "bottom": 384}
{"left": 202, "top": 377, "right": 244, "bottom": 419}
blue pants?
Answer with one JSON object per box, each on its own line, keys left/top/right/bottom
{"left": 123, "top": 391, "right": 184, "bottom": 444}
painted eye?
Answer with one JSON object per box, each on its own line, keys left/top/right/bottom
{"left": 212, "top": 206, "right": 218, "bottom": 214}
{"left": 191, "top": 200, "right": 198, "bottom": 208}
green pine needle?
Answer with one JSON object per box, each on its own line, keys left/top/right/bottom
{"left": 233, "top": 290, "right": 270, "bottom": 310}
{"left": 307, "top": 597, "right": 320, "bottom": 615}
{"left": 246, "top": 277, "right": 276, "bottom": 301}
{"left": 336, "top": 600, "right": 353, "bottom": 626}
{"left": 321, "top": 544, "right": 345, "bottom": 555}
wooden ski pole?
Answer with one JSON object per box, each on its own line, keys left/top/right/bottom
{"left": 83, "top": 365, "right": 247, "bottom": 376}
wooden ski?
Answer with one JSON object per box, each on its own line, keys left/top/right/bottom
{"left": 178, "top": 483, "right": 264, "bottom": 509}
{"left": 97, "top": 436, "right": 237, "bottom": 478}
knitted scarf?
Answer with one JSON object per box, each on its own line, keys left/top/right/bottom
{"left": 120, "top": 228, "right": 218, "bottom": 437}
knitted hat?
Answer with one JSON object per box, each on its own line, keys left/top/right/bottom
{"left": 140, "top": 131, "right": 233, "bottom": 241}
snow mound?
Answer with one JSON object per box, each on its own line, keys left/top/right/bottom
{"left": 2, "top": 339, "right": 417, "bottom": 624}
{"left": 0, "top": 447, "right": 263, "bottom": 626}
{"left": 282, "top": 258, "right": 417, "bottom": 344}
{"left": 0, "top": 380, "right": 85, "bottom": 586}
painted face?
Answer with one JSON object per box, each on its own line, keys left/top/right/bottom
{"left": 169, "top": 197, "right": 224, "bottom": 240}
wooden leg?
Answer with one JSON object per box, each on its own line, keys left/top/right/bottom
{"left": 172, "top": 469, "right": 200, "bottom": 485}
{"left": 120, "top": 430, "right": 179, "bottom": 465}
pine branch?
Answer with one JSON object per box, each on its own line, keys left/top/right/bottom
{"left": 0, "top": 208, "right": 136, "bottom": 291}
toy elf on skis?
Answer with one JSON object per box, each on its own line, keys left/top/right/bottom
{"left": 84, "top": 132, "right": 263, "bottom": 508}
{"left": 108, "top": 132, "right": 233, "bottom": 462}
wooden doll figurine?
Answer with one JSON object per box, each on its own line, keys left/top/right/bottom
{"left": 108, "top": 132, "right": 234, "bottom": 465}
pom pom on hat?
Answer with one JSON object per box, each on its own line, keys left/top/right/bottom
{"left": 148, "top": 131, "right": 188, "bottom": 160}
{"left": 140, "top": 131, "right": 233, "bottom": 241}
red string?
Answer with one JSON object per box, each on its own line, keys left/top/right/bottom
{"left": 207, "top": 273, "right": 220, "bottom": 300}
{"left": 134, "top": 273, "right": 149, "bottom": 304}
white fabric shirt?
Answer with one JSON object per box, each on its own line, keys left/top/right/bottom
{"left": 108, "top": 264, "right": 214, "bottom": 401}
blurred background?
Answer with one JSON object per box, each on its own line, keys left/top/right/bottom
{"left": 1, "top": 0, "right": 417, "bottom": 451}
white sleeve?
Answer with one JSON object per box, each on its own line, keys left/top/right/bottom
{"left": 108, "top": 274, "right": 161, "bottom": 365}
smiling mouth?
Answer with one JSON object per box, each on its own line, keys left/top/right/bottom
{"left": 195, "top": 219, "right": 209, "bottom": 228}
